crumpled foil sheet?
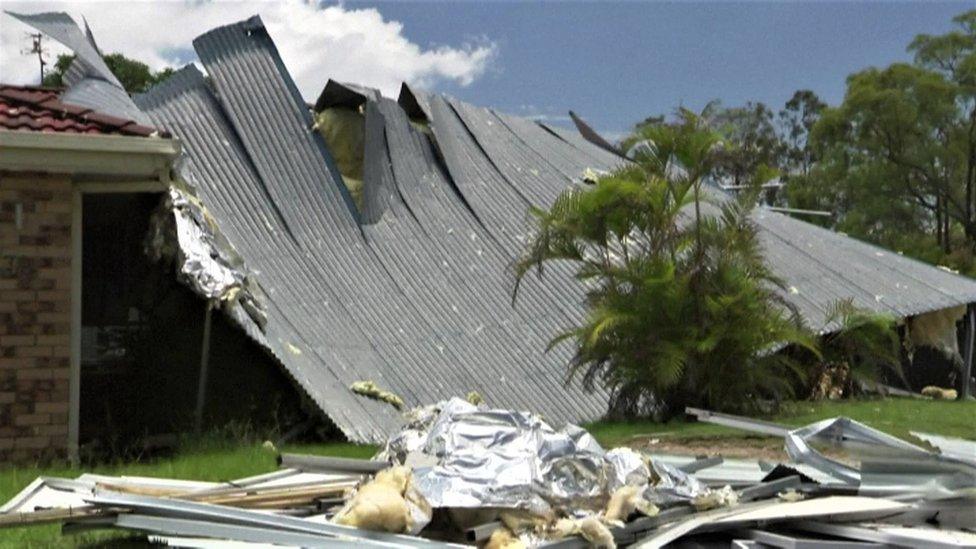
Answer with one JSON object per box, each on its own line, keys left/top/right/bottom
{"left": 645, "top": 460, "right": 709, "bottom": 506}
{"left": 145, "top": 187, "right": 267, "bottom": 329}
{"left": 381, "top": 398, "right": 708, "bottom": 513}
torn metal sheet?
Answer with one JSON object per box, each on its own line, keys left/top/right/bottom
{"left": 687, "top": 408, "right": 976, "bottom": 495}
{"left": 784, "top": 417, "right": 976, "bottom": 494}
{"left": 5, "top": 11, "right": 122, "bottom": 88}
{"left": 146, "top": 187, "right": 268, "bottom": 328}
{"left": 912, "top": 432, "right": 976, "bottom": 468}
{"left": 0, "top": 477, "right": 91, "bottom": 515}
{"left": 7, "top": 11, "right": 152, "bottom": 125}
{"left": 86, "top": 492, "right": 459, "bottom": 548}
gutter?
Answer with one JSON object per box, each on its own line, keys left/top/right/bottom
{"left": 0, "top": 130, "right": 180, "bottom": 179}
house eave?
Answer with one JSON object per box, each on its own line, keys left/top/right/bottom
{"left": 0, "top": 130, "right": 180, "bottom": 179}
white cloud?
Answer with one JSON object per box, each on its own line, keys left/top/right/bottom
{"left": 0, "top": 0, "right": 497, "bottom": 98}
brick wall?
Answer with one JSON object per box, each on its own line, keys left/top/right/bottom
{"left": 0, "top": 173, "right": 73, "bottom": 461}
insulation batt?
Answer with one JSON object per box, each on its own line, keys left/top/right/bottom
{"left": 333, "top": 466, "right": 416, "bottom": 533}
{"left": 552, "top": 517, "right": 616, "bottom": 549}
{"left": 921, "top": 386, "right": 958, "bottom": 400}
{"left": 908, "top": 306, "right": 967, "bottom": 360}
{"left": 485, "top": 527, "right": 527, "bottom": 549}
{"left": 603, "top": 485, "right": 658, "bottom": 525}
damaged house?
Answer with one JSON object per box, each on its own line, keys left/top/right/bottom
{"left": 2, "top": 12, "right": 976, "bottom": 462}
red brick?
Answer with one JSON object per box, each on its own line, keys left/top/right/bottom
{"left": 14, "top": 413, "right": 49, "bottom": 426}
{"left": 13, "top": 436, "right": 48, "bottom": 449}
{"left": 35, "top": 402, "right": 67, "bottom": 414}
{"left": 17, "top": 368, "right": 53, "bottom": 380}
{"left": 15, "top": 346, "right": 52, "bottom": 358}
{"left": 0, "top": 358, "right": 35, "bottom": 369}
{"left": 0, "top": 335, "right": 34, "bottom": 346}
{"left": 35, "top": 335, "right": 68, "bottom": 347}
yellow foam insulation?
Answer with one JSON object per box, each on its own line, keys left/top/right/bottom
{"left": 315, "top": 107, "right": 365, "bottom": 211}
{"left": 552, "top": 517, "right": 615, "bottom": 549}
{"left": 350, "top": 380, "right": 404, "bottom": 410}
{"left": 921, "top": 386, "right": 957, "bottom": 400}
{"left": 692, "top": 485, "right": 739, "bottom": 511}
{"left": 907, "top": 305, "right": 966, "bottom": 360}
{"left": 603, "top": 485, "right": 658, "bottom": 525}
{"left": 333, "top": 466, "right": 429, "bottom": 534}
{"left": 486, "top": 527, "right": 527, "bottom": 549}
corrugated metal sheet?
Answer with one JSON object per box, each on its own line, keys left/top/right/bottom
{"left": 7, "top": 11, "right": 122, "bottom": 89}
{"left": 136, "top": 65, "right": 400, "bottom": 442}
{"left": 9, "top": 11, "right": 151, "bottom": 125}
{"left": 136, "top": 16, "right": 609, "bottom": 443}
{"left": 754, "top": 208, "right": 976, "bottom": 332}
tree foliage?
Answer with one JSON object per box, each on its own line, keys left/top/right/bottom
{"left": 789, "top": 9, "right": 976, "bottom": 269}
{"left": 710, "top": 101, "right": 785, "bottom": 187}
{"left": 42, "top": 53, "right": 173, "bottom": 94}
{"left": 811, "top": 300, "right": 903, "bottom": 398}
{"left": 514, "top": 110, "right": 816, "bottom": 418}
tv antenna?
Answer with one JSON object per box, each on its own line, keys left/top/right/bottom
{"left": 21, "top": 32, "right": 48, "bottom": 84}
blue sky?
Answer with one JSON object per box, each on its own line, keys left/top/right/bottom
{"left": 2, "top": 1, "right": 971, "bottom": 140}
{"left": 352, "top": 1, "right": 970, "bottom": 139}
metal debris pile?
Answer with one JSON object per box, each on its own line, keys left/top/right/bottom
{"left": 1, "top": 401, "right": 974, "bottom": 548}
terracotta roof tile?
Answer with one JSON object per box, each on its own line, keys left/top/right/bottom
{"left": 0, "top": 84, "right": 166, "bottom": 137}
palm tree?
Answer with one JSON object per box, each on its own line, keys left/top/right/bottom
{"left": 514, "top": 110, "right": 816, "bottom": 418}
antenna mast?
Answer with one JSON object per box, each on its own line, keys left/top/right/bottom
{"left": 22, "top": 32, "right": 47, "bottom": 84}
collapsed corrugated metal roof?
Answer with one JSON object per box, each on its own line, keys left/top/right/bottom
{"left": 22, "top": 12, "right": 976, "bottom": 442}
{"left": 132, "top": 15, "right": 610, "bottom": 442}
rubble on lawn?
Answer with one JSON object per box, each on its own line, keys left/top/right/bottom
{"left": 2, "top": 401, "right": 974, "bottom": 547}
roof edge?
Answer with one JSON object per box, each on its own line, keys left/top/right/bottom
{"left": 0, "top": 130, "right": 179, "bottom": 177}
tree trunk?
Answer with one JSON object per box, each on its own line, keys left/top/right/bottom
{"left": 937, "top": 195, "right": 944, "bottom": 249}
{"left": 944, "top": 196, "right": 952, "bottom": 255}
{"left": 967, "top": 107, "right": 976, "bottom": 250}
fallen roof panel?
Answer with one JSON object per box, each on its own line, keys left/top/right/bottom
{"left": 136, "top": 17, "right": 610, "bottom": 442}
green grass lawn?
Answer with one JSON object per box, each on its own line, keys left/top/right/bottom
{"left": 1, "top": 397, "right": 973, "bottom": 547}
{"left": 587, "top": 396, "right": 976, "bottom": 447}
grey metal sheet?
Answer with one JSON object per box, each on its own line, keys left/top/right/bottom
{"left": 5, "top": 11, "right": 122, "bottom": 89}
{"left": 192, "top": 16, "right": 588, "bottom": 423}
{"left": 136, "top": 65, "right": 400, "bottom": 442}
{"left": 113, "top": 514, "right": 387, "bottom": 548}
{"left": 86, "top": 493, "right": 458, "bottom": 548}
{"left": 754, "top": 207, "right": 976, "bottom": 332}
{"left": 542, "top": 121, "right": 629, "bottom": 171}
{"left": 9, "top": 11, "right": 151, "bottom": 125}
{"left": 314, "top": 79, "right": 378, "bottom": 111}
{"left": 425, "top": 94, "right": 589, "bottom": 328}
{"left": 569, "top": 110, "right": 623, "bottom": 157}
{"left": 62, "top": 77, "right": 151, "bottom": 125}
{"left": 363, "top": 95, "right": 606, "bottom": 419}
{"left": 140, "top": 16, "right": 610, "bottom": 443}
{"left": 398, "top": 83, "right": 433, "bottom": 121}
